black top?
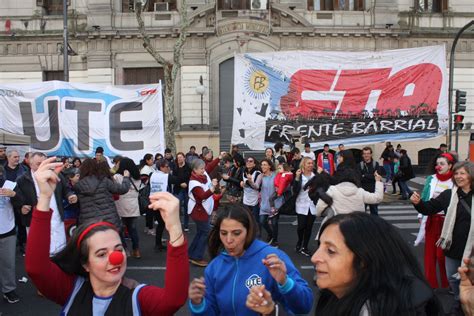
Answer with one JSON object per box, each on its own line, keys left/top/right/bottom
{"left": 414, "top": 188, "right": 471, "bottom": 260}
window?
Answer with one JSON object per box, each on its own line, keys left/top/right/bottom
{"left": 415, "top": 0, "right": 448, "bottom": 13}
{"left": 37, "top": 0, "right": 65, "bottom": 15}
{"left": 43, "top": 71, "right": 64, "bottom": 81}
{"left": 314, "top": 0, "right": 364, "bottom": 10}
{"left": 123, "top": 68, "right": 164, "bottom": 85}
{"left": 122, "top": 0, "right": 177, "bottom": 12}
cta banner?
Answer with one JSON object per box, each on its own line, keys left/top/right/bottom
{"left": 0, "top": 81, "right": 164, "bottom": 162}
{"left": 231, "top": 46, "right": 448, "bottom": 150}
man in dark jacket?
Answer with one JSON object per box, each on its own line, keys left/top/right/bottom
{"left": 12, "top": 152, "right": 77, "bottom": 255}
{"left": 359, "top": 147, "right": 380, "bottom": 215}
{"left": 4, "top": 150, "right": 27, "bottom": 182}
{"left": 398, "top": 149, "right": 415, "bottom": 200}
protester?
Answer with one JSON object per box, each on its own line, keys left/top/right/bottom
{"left": 13, "top": 152, "right": 77, "bottom": 255}
{"left": 293, "top": 157, "right": 317, "bottom": 256}
{"left": 269, "top": 162, "right": 293, "bottom": 218}
{"left": 164, "top": 148, "right": 177, "bottom": 174}
{"left": 335, "top": 144, "right": 345, "bottom": 167}
{"left": 311, "top": 212, "right": 442, "bottom": 315}
{"left": 21, "top": 152, "right": 31, "bottom": 170}
{"left": 414, "top": 153, "right": 456, "bottom": 289}
{"left": 25, "top": 157, "right": 189, "bottom": 315}
{"left": 201, "top": 148, "right": 222, "bottom": 179}
{"left": 290, "top": 147, "right": 302, "bottom": 172}
{"left": 149, "top": 159, "right": 186, "bottom": 252}
{"left": 4, "top": 150, "right": 27, "bottom": 181}
{"left": 72, "top": 157, "right": 81, "bottom": 168}
{"left": 398, "top": 149, "right": 415, "bottom": 200}
{"left": 259, "top": 158, "right": 282, "bottom": 246}
{"left": 241, "top": 156, "right": 263, "bottom": 228}
{"left": 391, "top": 156, "right": 402, "bottom": 195}
{"left": 230, "top": 144, "right": 240, "bottom": 157}
{"left": 186, "top": 146, "right": 200, "bottom": 165}
{"left": 316, "top": 150, "right": 383, "bottom": 217}
{"left": 188, "top": 204, "right": 313, "bottom": 315}
{"left": 154, "top": 153, "right": 163, "bottom": 165}
{"left": 174, "top": 152, "right": 191, "bottom": 232}
{"left": 301, "top": 142, "right": 315, "bottom": 160}
{"left": 411, "top": 161, "right": 474, "bottom": 314}
{"left": 110, "top": 155, "right": 122, "bottom": 174}
{"left": 0, "top": 165, "right": 20, "bottom": 304}
{"left": 222, "top": 153, "right": 245, "bottom": 203}
{"left": 380, "top": 142, "right": 395, "bottom": 183}
{"left": 73, "top": 158, "right": 130, "bottom": 230}
{"left": 187, "top": 159, "right": 218, "bottom": 267}
{"left": 274, "top": 142, "right": 287, "bottom": 164}
{"left": 114, "top": 157, "right": 142, "bottom": 259}
{"left": 0, "top": 145, "right": 7, "bottom": 167}
{"left": 359, "top": 147, "right": 381, "bottom": 215}
{"left": 317, "top": 144, "right": 335, "bottom": 176}
{"left": 139, "top": 153, "right": 155, "bottom": 177}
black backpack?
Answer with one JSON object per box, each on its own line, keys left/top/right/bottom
{"left": 131, "top": 181, "right": 150, "bottom": 215}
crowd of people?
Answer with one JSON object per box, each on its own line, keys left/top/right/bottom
{"left": 0, "top": 141, "right": 473, "bottom": 315}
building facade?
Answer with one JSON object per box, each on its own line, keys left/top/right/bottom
{"left": 0, "top": 0, "right": 473, "bottom": 164}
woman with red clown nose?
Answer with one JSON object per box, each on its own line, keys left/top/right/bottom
{"left": 25, "top": 157, "right": 189, "bottom": 316}
{"left": 414, "top": 152, "right": 457, "bottom": 289}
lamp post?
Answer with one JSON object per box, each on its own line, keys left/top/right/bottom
{"left": 63, "top": 0, "right": 68, "bottom": 81}
{"left": 195, "top": 75, "right": 205, "bottom": 129}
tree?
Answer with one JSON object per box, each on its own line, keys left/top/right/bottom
{"left": 135, "top": 0, "right": 190, "bottom": 153}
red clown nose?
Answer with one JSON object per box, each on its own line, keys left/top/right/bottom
{"left": 109, "top": 250, "right": 124, "bottom": 265}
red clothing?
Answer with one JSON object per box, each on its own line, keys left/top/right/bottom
{"left": 424, "top": 215, "right": 449, "bottom": 288}
{"left": 26, "top": 209, "right": 189, "bottom": 316}
{"left": 189, "top": 172, "right": 213, "bottom": 221}
{"left": 205, "top": 158, "right": 219, "bottom": 175}
{"left": 274, "top": 172, "right": 294, "bottom": 196}
{"left": 317, "top": 152, "right": 335, "bottom": 176}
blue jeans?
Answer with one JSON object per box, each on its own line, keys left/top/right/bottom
{"left": 245, "top": 204, "right": 260, "bottom": 236}
{"left": 445, "top": 256, "right": 461, "bottom": 300}
{"left": 383, "top": 163, "right": 392, "bottom": 182}
{"left": 175, "top": 190, "right": 189, "bottom": 229}
{"left": 366, "top": 204, "right": 379, "bottom": 216}
{"left": 188, "top": 219, "right": 210, "bottom": 261}
{"left": 121, "top": 217, "right": 139, "bottom": 250}
{"left": 398, "top": 180, "right": 412, "bottom": 199}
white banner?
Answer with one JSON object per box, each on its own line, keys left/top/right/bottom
{"left": 232, "top": 45, "right": 448, "bottom": 150}
{"left": 0, "top": 81, "right": 164, "bottom": 162}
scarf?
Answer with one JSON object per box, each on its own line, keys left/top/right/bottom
{"left": 436, "top": 186, "right": 474, "bottom": 266}
{"left": 435, "top": 170, "right": 453, "bottom": 182}
{"left": 190, "top": 171, "right": 207, "bottom": 184}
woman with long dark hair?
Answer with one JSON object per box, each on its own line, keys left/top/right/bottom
{"left": 139, "top": 153, "right": 154, "bottom": 176}
{"left": 114, "top": 157, "right": 142, "bottom": 258}
{"left": 26, "top": 157, "right": 189, "bottom": 315}
{"left": 411, "top": 161, "right": 474, "bottom": 314}
{"left": 73, "top": 158, "right": 130, "bottom": 228}
{"left": 316, "top": 150, "right": 383, "bottom": 217}
{"left": 188, "top": 204, "right": 313, "bottom": 315}
{"left": 241, "top": 156, "right": 262, "bottom": 228}
{"left": 222, "top": 154, "right": 245, "bottom": 203}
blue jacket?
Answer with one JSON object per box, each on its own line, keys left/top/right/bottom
{"left": 189, "top": 239, "right": 313, "bottom": 315}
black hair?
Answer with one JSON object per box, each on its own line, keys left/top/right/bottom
{"left": 139, "top": 153, "right": 153, "bottom": 169}
{"left": 116, "top": 157, "right": 140, "bottom": 180}
{"left": 52, "top": 221, "right": 119, "bottom": 277}
{"left": 304, "top": 142, "right": 311, "bottom": 148}
{"left": 72, "top": 157, "right": 81, "bottom": 167}
{"left": 95, "top": 147, "right": 104, "bottom": 154}
{"left": 274, "top": 142, "right": 284, "bottom": 152}
{"left": 315, "top": 213, "right": 434, "bottom": 316}
{"left": 165, "top": 148, "right": 172, "bottom": 154}
{"left": 260, "top": 158, "right": 275, "bottom": 172}
{"left": 208, "top": 204, "right": 257, "bottom": 259}
{"left": 190, "top": 145, "right": 196, "bottom": 150}
{"left": 154, "top": 153, "right": 163, "bottom": 161}
{"left": 233, "top": 153, "right": 245, "bottom": 167}
{"left": 112, "top": 155, "right": 123, "bottom": 164}
{"left": 304, "top": 172, "right": 332, "bottom": 206}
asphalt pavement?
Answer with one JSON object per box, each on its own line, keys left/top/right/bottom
{"left": 1, "top": 177, "right": 455, "bottom": 315}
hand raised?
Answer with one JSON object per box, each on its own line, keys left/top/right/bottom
{"left": 410, "top": 191, "right": 421, "bottom": 205}
{"left": 34, "top": 157, "right": 64, "bottom": 199}
{"left": 246, "top": 285, "right": 275, "bottom": 315}
{"left": 148, "top": 192, "right": 181, "bottom": 231}
{"left": 189, "top": 277, "right": 206, "bottom": 305}
{"left": 262, "top": 254, "right": 287, "bottom": 285}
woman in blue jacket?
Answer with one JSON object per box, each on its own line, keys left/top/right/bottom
{"left": 188, "top": 204, "right": 313, "bottom": 315}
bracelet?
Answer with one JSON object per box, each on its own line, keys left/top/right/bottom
{"left": 170, "top": 232, "right": 184, "bottom": 245}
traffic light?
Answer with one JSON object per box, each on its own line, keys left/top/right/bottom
{"left": 454, "top": 114, "right": 465, "bottom": 130}
{"left": 455, "top": 90, "right": 467, "bottom": 113}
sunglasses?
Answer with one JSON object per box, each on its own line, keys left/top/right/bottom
{"left": 246, "top": 160, "right": 254, "bottom": 163}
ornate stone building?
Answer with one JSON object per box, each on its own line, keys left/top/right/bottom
{"left": 0, "top": 0, "right": 473, "bottom": 164}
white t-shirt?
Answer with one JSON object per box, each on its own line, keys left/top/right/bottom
{"left": 301, "top": 151, "right": 315, "bottom": 160}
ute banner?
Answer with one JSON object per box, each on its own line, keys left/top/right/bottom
{"left": 231, "top": 45, "right": 448, "bottom": 150}
{"left": 0, "top": 81, "right": 164, "bottom": 162}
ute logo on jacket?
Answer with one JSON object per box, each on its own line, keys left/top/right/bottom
{"left": 245, "top": 274, "right": 263, "bottom": 289}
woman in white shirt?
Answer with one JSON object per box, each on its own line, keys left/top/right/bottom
{"left": 292, "top": 157, "right": 316, "bottom": 257}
